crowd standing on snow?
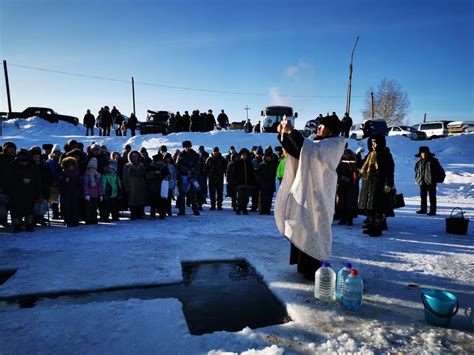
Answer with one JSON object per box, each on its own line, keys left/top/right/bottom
{"left": 82, "top": 106, "right": 231, "bottom": 136}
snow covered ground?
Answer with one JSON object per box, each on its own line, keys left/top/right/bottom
{"left": 0, "top": 117, "right": 473, "bottom": 354}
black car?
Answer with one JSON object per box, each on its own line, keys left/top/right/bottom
{"left": 140, "top": 110, "right": 171, "bottom": 135}
{"left": 3, "top": 107, "right": 79, "bottom": 125}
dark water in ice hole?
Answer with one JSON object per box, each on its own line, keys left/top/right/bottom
{"left": 0, "top": 260, "right": 290, "bottom": 335}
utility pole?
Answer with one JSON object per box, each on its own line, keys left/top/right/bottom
{"left": 132, "top": 77, "right": 136, "bottom": 116}
{"left": 371, "top": 92, "right": 375, "bottom": 119}
{"left": 345, "top": 35, "right": 359, "bottom": 115}
{"left": 423, "top": 113, "right": 427, "bottom": 123}
{"left": 244, "top": 105, "right": 250, "bottom": 120}
{"left": 2, "top": 60, "right": 13, "bottom": 136}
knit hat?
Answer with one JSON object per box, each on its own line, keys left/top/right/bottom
{"left": 87, "top": 157, "right": 98, "bottom": 170}
{"left": 415, "top": 146, "right": 434, "bottom": 157}
{"left": 108, "top": 161, "right": 118, "bottom": 170}
{"left": 319, "top": 114, "right": 342, "bottom": 136}
{"left": 29, "top": 146, "right": 42, "bottom": 157}
{"left": 239, "top": 148, "right": 250, "bottom": 156}
{"left": 2, "top": 141, "right": 16, "bottom": 151}
{"left": 182, "top": 140, "right": 192, "bottom": 148}
{"left": 17, "top": 149, "right": 31, "bottom": 162}
{"left": 213, "top": 146, "right": 219, "bottom": 152}
{"left": 42, "top": 143, "right": 53, "bottom": 150}
{"left": 256, "top": 146, "right": 264, "bottom": 155}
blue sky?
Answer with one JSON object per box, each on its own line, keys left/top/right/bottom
{"left": 1, "top": 0, "right": 473, "bottom": 128}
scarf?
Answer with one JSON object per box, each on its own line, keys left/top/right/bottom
{"left": 359, "top": 150, "right": 378, "bottom": 179}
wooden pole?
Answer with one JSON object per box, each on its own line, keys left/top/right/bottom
{"left": 3, "top": 60, "right": 12, "bottom": 114}
{"left": 345, "top": 36, "right": 359, "bottom": 115}
{"left": 132, "top": 77, "right": 136, "bottom": 116}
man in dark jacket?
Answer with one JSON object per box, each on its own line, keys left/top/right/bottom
{"left": 100, "top": 106, "right": 112, "bottom": 136}
{"left": 415, "top": 146, "right": 444, "bottom": 216}
{"left": 205, "top": 147, "right": 227, "bottom": 210}
{"left": 84, "top": 109, "right": 96, "bottom": 136}
{"left": 341, "top": 112, "right": 352, "bottom": 138}
{"left": 233, "top": 148, "right": 256, "bottom": 215}
{"left": 190, "top": 110, "right": 200, "bottom": 132}
{"left": 206, "top": 109, "right": 216, "bottom": 131}
{"left": 181, "top": 111, "right": 191, "bottom": 132}
{"left": 0, "top": 142, "right": 17, "bottom": 227}
{"left": 217, "top": 109, "right": 229, "bottom": 130}
{"left": 256, "top": 151, "right": 277, "bottom": 215}
{"left": 5, "top": 150, "right": 41, "bottom": 232}
{"left": 128, "top": 113, "right": 138, "bottom": 136}
{"left": 176, "top": 140, "right": 201, "bottom": 216}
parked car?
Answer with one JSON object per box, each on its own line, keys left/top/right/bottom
{"left": 447, "top": 121, "right": 474, "bottom": 135}
{"left": 415, "top": 121, "right": 451, "bottom": 139}
{"left": 388, "top": 125, "right": 427, "bottom": 140}
{"left": 140, "top": 110, "right": 170, "bottom": 135}
{"left": 1, "top": 107, "right": 79, "bottom": 125}
{"left": 349, "top": 119, "right": 389, "bottom": 140}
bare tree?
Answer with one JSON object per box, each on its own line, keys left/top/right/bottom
{"left": 362, "top": 78, "right": 410, "bottom": 126}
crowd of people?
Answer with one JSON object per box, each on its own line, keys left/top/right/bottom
{"left": 0, "top": 139, "right": 286, "bottom": 233}
{"left": 82, "top": 106, "right": 231, "bottom": 136}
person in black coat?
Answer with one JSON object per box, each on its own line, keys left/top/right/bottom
{"left": 181, "top": 111, "right": 191, "bottom": 132}
{"left": 206, "top": 109, "right": 216, "bottom": 131}
{"left": 256, "top": 151, "right": 277, "bottom": 215}
{"left": 30, "top": 146, "right": 53, "bottom": 226}
{"left": 358, "top": 134, "right": 395, "bottom": 237}
{"left": 100, "top": 106, "right": 112, "bottom": 136}
{"left": 205, "top": 147, "right": 227, "bottom": 210}
{"left": 341, "top": 112, "right": 353, "bottom": 138}
{"left": 336, "top": 146, "right": 359, "bottom": 225}
{"left": 226, "top": 153, "right": 239, "bottom": 211}
{"left": 415, "top": 146, "right": 444, "bottom": 215}
{"left": 233, "top": 148, "right": 256, "bottom": 215}
{"left": 176, "top": 140, "right": 201, "bottom": 215}
{"left": 217, "top": 109, "right": 229, "bottom": 129}
{"left": 5, "top": 150, "right": 42, "bottom": 232}
{"left": 0, "top": 142, "right": 17, "bottom": 227}
{"left": 190, "top": 110, "right": 200, "bottom": 132}
{"left": 83, "top": 109, "right": 96, "bottom": 136}
{"left": 59, "top": 157, "right": 82, "bottom": 227}
{"left": 145, "top": 154, "right": 169, "bottom": 219}
{"left": 127, "top": 113, "right": 138, "bottom": 136}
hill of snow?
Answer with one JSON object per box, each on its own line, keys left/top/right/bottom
{"left": 0, "top": 117, "right": 473, "bottom": 354}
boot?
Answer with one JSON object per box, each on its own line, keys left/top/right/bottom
{"left": 416, "top": 209, "right": 427, "bottom": 214}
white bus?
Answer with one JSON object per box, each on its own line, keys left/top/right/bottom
{"left": 260, "top": 106, "right": 297, "bottom": 133}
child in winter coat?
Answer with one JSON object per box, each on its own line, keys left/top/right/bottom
{"left": 100, "top": 161, "right": 122, "bottom": 221}
{"left": 83, "top": 157, "right": 102, "bottom": 224}
{"left": 59, "top": 157, "right": 82, "bottom": 227}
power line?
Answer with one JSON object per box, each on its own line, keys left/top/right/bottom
{"left": 8, "top": 62, "right": 364, "bottom": 98}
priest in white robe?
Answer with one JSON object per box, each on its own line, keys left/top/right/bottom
{"left": 275, "top": 114, "right": 345, "bottom": 280}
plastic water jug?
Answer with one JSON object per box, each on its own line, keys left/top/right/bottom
{"left": 314, "top": 261, "right": 336, "bottom": 302}
{"left": 342, "top": 269, "right": 363, "bottom": 310}
{"left": 336, "top": 262, "right": 352, "bottom": 301}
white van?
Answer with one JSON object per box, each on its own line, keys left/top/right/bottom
{"left": 416, "top": 121, "right": 451, "bottom": 139}
{"left": 260, "top": 106, "right": 297, "bottom": 133}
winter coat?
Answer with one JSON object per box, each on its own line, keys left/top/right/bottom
{"left": 199, "top": 151, "right": 209, "bottom": 177}
{"left": 83, "top": 113, "right": 96, "bottom": 128}
{"left": 176, "top": 149, "right": 200, "bottom": 177}
{"left": 206, "top": 113, "right": 216, "bottom": 131}
{"left": 166, "top": 162, "right": 177, "bottom": 189}
{"left": 127, "top": 114, "right": 137, "bottom": 130}
{"left": 37, "top": 161, "right": 53, "bottom": 200}
{"left": 83, "top": 169, "right": 102, "bottom": 198}
{"left": 101, "top": 172, "right": 122, "bottom": 199}
{"left": 181, "top": 113, "right": 191, "bottom": 131}
{"left": 6, "top": 158, "right": 42, "bottom": 216}
{"left": 256, "top": 159, "right": 277, "bottom": 192}
{"left": 123, "top": 161, "right": 146, "bottom": 206}
{"left": 205, "top": 154, "right": 227, "bottom": 182}
{"left": 190, "top": 113, "right": 200, "bottom": 132}
{"left": 358, "top": 147, "right": 395, "bottom": 214}
{"left": 415, "top": 156, "right": 443, "bottom": 187}
{"left": 217, "top": 113, "right": 229, "bottom": 127}
{"left": 275, "top": 135, "right": 345, "bottom": 261}
{"left": 46, "top": 158, "right": 61, "bottom": 203}
{"left": 145, "top": 162, "right": 169, "bottom": 193}
{"left": 233, "top": 159, "right": 256, "bottom": 186}
{"left": 336, "top": 149, "right": 359, "bottom": 213}
{"left": 58, "top": 166, "right": 82, "bottom": 212}
{"left": 0, "top": 153, "right": 15, "bottom": 193}
{"left": 276, "top": 157, "right": 286, "bottom": 181}
{"left": 100, "top": 109, "right": 112, "bottom": 128}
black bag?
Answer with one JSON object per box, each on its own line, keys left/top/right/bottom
{"left": 446, "top": 208, "right": 469, "bottom": 235}
{"left": 395, "top": 193, "right": 405, "bottom": 209}
{"left": 434, "top": 161, "right": 446, "bottom": 184}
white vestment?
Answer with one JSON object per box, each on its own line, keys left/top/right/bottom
{"left": 274, "top": 136, "right": 345, "bottom": 261}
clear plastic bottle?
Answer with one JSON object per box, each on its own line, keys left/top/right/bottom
{"left": 336, "top": 262, "right": 352, "bottom": 301}
{"left": 314, "top": 261, "right": 336, "bottom": 302}
{"left": 342, "top": 269, "right": 363, "bottom": 310}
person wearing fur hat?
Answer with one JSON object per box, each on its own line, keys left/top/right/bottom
{"left": 415, "top": 146, "right": 444, "bottom": 215}
{"left": 0, "top": 142, "right": 17, "bottom": 227}
{"left": 83, "top": 157, "right": 102, "bottom": 224}
{"left": 358, "top": 134, "right": 395, "bottom": 237}
{"left": 205, "top": 147, "right": 227, "bottom": 210}
{"left": 176, "top": 140, "right": 201, "bottom": 215}
{"left": 59, "top": 157, "right": 82, "bottom": 227}
{"left": 100, "top": 161, "right": 123, "bottom": 222}
{"left": 256, "top": 151, "right": 278, "bottom": 215}
{"left": 275, "top": 113, "right": 346, "bottom": 280}
{"left": 233, "top": 148, "right": 256, "bottom": 215}
{"left": 123, "top": 151, "right": 147, "bottom": 220}
{"left": 4, "top": 149, "right": 42, "bottom": 232}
